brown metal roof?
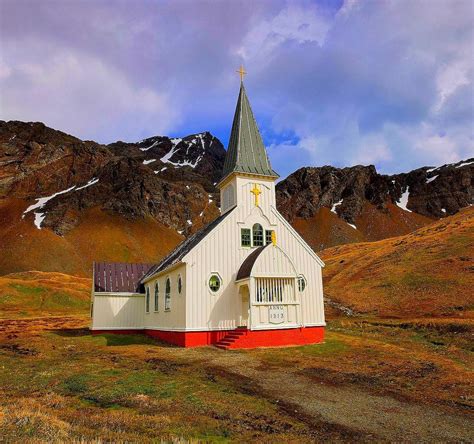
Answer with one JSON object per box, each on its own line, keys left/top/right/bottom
{"left": 236, "top": 245, "right": 268, "bottom": 281}
{"left": 93, "top": 262, "right": 154, "bottom": 293}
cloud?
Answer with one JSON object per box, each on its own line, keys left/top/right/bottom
{"left": 0, "top": 43, "right": 178, "bottom": 142}
{"left": 0, "top": 0, "right": 472, "bottom": 175}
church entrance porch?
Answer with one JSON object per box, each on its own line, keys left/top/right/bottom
{"left": 250, "top": 277, "right": 301, "bottom": 329}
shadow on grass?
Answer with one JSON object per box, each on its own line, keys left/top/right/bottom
{"left": 52, "top": 327, "right": 91, "bottom": 337}
{"left": 50, "top": 327, "right": 179, "bottom": 347}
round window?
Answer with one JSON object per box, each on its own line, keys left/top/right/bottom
{"left": 178, "top": 275, "right": 182, "bottom": 294}
{"left": 209, "top": 274, "right": 221, "bottom": 292}
{"left": 298, "top": 275, "right": 306, "bottom": 292}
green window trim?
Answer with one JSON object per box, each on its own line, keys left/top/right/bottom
{"left": 209, "top": 274, "right": 221, "bottom": 292}
{"left": 145, "top": 286, "right": 150, "bottom": 313}
{"left": 241, "top": 228, "right": 251, "bottom": 247}
{"left": 298, "top": 275, "right": 306, "bottom": 292}
{"left": 265, "top": 230, "right": 273, "bottom": 245}
{"left": 165, "top": 278, "right": 171, "bottom": 311}
{"left": 154, "top": 282, "right": 159, "bottom": 312}
{"left": 252, "top": 223, "right": 264, "bottom": 246}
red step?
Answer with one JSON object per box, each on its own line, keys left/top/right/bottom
{"left": 214, "top": 328, "right": 248, "bottom": 350}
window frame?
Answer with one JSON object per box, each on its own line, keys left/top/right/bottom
{"left": 208, "top": 273, "right": 222, "bottom": 293}
{"left": 154, "top": 281, "right": 159, "bottom": 312}
{"left": 298, "top": 275, "right": 307, "bottom": 293}
{"left": 145, "top": 286, "right": 150, "bottom": 313}
{"left": 177, "top": 274, "right": 182, "bottom": 294}
{"left": 164, "top": 277, "right": 171, "bottom": 311}
{"left": 265, "top": 229, "right": 273, "bottom": 245}
{"left": 241, "top": 228, "right": 251, "bottom": 247}
{"left": 252, "top": 223, "right": 264, "bottom": 247}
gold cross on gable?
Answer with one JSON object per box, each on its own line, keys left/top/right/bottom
{"left": 236, "top": 64, "right": 247, "bottom": 82}
{"left": 250, "top": 183, "right": 261, "bottom": 206}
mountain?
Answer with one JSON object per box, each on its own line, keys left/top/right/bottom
{"left": 276, "top": 161, "right": 473, "bottom": 250}
{"left": 0, "top": 120, "right": 472, "bottom": 276}
{"left": 320, "top": 207, "right": 474, "bottom": 318}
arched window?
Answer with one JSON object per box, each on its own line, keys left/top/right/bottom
{"left": 154, "top": 282, "right": 159, "bottom": 312}
{"left": 177, "top": 274, "right": 182, "bottom": 294}
{"left": 145, "top": 286, "right": 150, "bottom": 313}
{"left": 165, "top": 278, "right": 171, "bottom": 311}
{"left": 298, "top": 275, "right": 306, "bottom": 292}
{"left": 252, "top": 223, "right": 264, "bottom": 246}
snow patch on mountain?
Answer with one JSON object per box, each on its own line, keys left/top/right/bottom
{"left": 76, "top": 178, "right": 99, "bottom": 191}
{"left": 331, "top": 199, "right": 343, "bottom": 214}
{"left": 397, "top": 188, "right": 412, "bottom": 212}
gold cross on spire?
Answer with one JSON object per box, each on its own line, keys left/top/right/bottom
{"left": 250, "top": 183, "right": 261, "bottom": 206}
{"left": 236, "top": 64, "right": 247, "bottom": 82}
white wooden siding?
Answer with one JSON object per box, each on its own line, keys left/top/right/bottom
{"left": 143, "top": 265, "right": 186, "bottom": 330}
{"left": 91, "top": 293, "right": 144, "bottom": 330}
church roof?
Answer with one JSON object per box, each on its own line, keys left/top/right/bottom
{"left": 94, "top": 262, "right": 154, "bottom": 293}
{"left": 221, "top": 82, "right": 279, "bottom": 182}
{"left": 141, "top": 206, "right": 236, "bottom": 282}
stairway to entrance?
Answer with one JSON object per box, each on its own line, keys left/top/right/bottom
{"left": 214, "top": 327, "right": 248, "bottom": 350}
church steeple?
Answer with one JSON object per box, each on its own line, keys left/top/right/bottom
{"left": 220, "top": 80, "right": 279, "bottom": 184}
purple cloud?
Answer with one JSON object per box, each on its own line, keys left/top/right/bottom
{"left": 0, "top": 0, "right": 473, "bottom": 177}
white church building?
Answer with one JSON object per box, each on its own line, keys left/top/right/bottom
{"left": 91, "top": 77, "right": 326, "bottom": 349}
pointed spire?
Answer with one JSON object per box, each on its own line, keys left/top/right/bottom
{"left": 221, "top": 81, "right": 279, "bottom": 182}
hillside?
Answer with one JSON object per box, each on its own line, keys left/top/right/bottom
{"left": 0, "top": 271, "right": 91, "bottom": 318}
{"left": 320, "top": 207, "right": 474, "bottom": 318}
{"left": 0, "top": 120, "right": 472, "bottom": 275}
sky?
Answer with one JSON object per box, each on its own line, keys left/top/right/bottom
{"left": 1, "top": 0, "right": 473, "bottom": 178}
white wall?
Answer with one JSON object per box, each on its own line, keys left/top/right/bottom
{"left": 91, "top": 293, "right": 144, "bottom": 330}
{"left": 143, "top": 265, "right": 186, "bottom": 330}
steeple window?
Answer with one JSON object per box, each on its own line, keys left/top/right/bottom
{"left": 252, "top": 224, "right": 264, "bottom": 246}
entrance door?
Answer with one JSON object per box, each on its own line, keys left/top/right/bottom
{"left": 239, "top": 285, "right": 250, "bottom": 327}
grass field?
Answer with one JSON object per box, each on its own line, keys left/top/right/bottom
{"left": 0, "top": 313, "right": 472, "bottom": 442}
{"left": 0, "top": 209, "right": 473, "bottom": 441}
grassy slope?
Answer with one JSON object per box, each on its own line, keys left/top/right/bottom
{"left": 0, "top": 271, "right": 91, "bottom": 318}
{"left": 293, "top": 202, "right": 434, "bottom": 251}
{"left": 320, "top": 207, "right": 474, "bottom": 318}
{"left": 0, "top": 199, "right": 183, "bottom": 276}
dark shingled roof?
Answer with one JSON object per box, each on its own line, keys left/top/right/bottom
{"left": 141, "top": 207, "right": 236, "bottom": 282}
{"left": 221, "top": 83, "right": 279, "bottom": 182}
{"left": 94, "top": 262, "right": 154, "bottom": 293}
{"left": 236, "top": 244, "right": 269, "bottom": 281}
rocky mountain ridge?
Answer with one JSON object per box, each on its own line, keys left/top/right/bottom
{"left": 277, "top": 160, "right": 473, "bottom": 224}
{"left": 0, "top": 119, "right": 472, "bottom": 274}
{"left": 1, "top": 121, "right": 224, "bottom": 236}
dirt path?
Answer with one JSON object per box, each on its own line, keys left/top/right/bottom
{"left": 210, "top": 351, "right": 474, "bottom": 442}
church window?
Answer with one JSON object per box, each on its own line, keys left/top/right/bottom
{"left": 165, "top": 278, "right": 171, "bottom": 311}
{"left": 177, "top": 275, "right": 182, "bottom": 294}
{"left": 146, "top": 286, "right": 150, "bottom": 313}
{"left": 154, "top": 282, "right": 159, "bottom": 312}
{"left": 209, "top": 274, "right": 221, "bottom": 292}
{"left": 252, "top": 223, "right": 264, "bottom": 246}
{"left": 241, "top": 228, "right": 251, "bottom": 247}
{"left": 265, "top": 230, "right": 273, "bottom": 245}
{"left": 298, "top": 275, "right": 306, "bottom": 292}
